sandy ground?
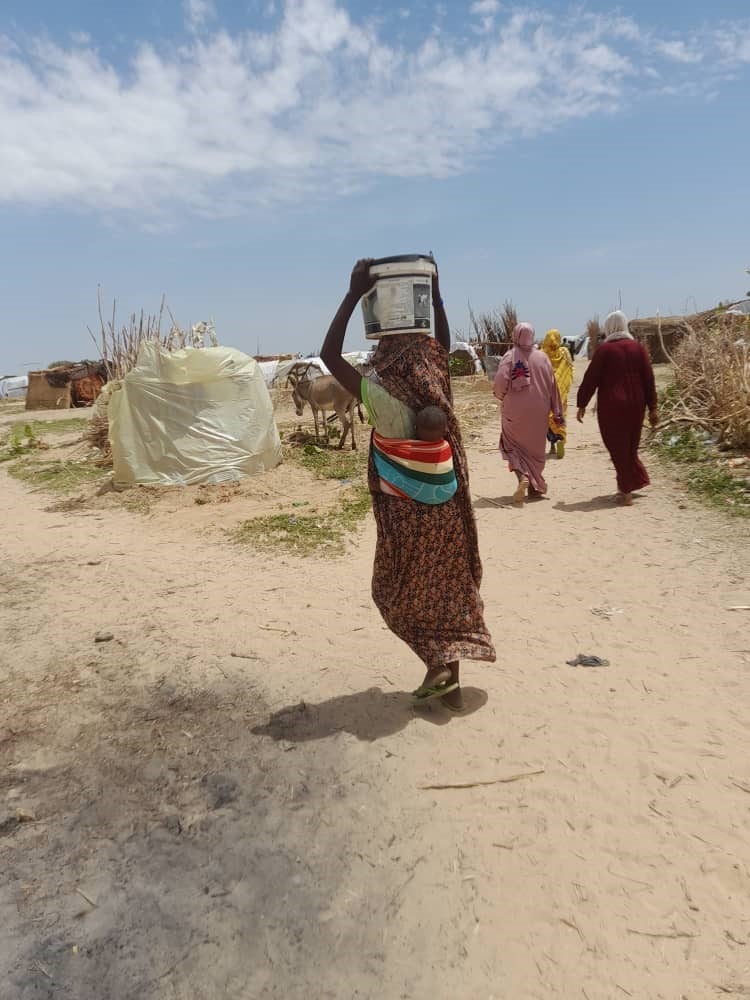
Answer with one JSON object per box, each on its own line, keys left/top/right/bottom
{"left": 2, "top": 366, "right": 750, "bottom": 1000}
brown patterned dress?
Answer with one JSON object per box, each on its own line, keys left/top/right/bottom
{"left": 368, "top": 335, "right": 496, "bottom": 668}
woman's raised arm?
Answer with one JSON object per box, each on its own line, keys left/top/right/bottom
{"left": 432, "top": 267, "right": 450, "bottom": 353}
{"left": 321, "top": 259, "right": 376, "bottom": 401}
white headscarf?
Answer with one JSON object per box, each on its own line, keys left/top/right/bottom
{"left": 604, "top": 311, "right": 634, "bottom": 342}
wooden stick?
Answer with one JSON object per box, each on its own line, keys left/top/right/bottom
{"left": 627, "top": 927, "right": 697, "bottom": 939}
{"left": 418, "top": 769, "right": 544, "bottom": 790}
{"left": 474, "top": 495, "right": 512, "bottom": 509}
{"left": 32, "top": 960, "right": 53, "bottom": 980}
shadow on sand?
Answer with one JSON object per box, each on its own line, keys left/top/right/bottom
{"left": 554, "top": 493, "right": 645, "bottom": 513}
{"left": 553, "top": 495, "right": 615, "bottom": 513}
{"left": 252, "top": 686, "right": 489, "bottom": 744}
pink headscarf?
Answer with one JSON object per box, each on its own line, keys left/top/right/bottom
{"left": 508, "top": 322, "right": 535, "bottom": 390}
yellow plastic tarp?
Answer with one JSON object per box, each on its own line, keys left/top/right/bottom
{"left": 110, "top": 342, "right": 282, "bottom": 487}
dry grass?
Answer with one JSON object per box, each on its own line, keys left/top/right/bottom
{"left": 88, "top": 291, "right": 171, "bottom": 382}
{"left": 452, "top": 377, "right": 497, "bottom": 436}
{"left": 83, "top": 386, "right": 113, "bottom": 457}
{"left": 468, "top": 299, "right": 517, "bottom": 354}
{"left": 660, "top": 316, "right": 750, "bottom": 449}
{"left": 586, "top": 316, "right": 603, "bottom": 358}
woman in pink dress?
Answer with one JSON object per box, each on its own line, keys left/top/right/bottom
{"left": 493, "top": 323, "right": 564, "bottom": 505}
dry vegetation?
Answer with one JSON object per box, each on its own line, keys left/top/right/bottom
{"left": 467, "top": 300, "right": 518, "bottom": 352}
{"left": 586, "top": 316, "right": 603, "bottom": 358}
{"left": 658, "top": 315, "right": 750, "bottom": 449}
{"left": 88, "top": 292, "right": 169, "bottom": 382}
{"left": 652, "top": 313, "right": 750, "bottom": 515}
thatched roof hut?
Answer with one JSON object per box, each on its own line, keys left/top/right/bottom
{"left": 25, "top": 361, "right": 107, "bottom": 410}
{"left": 628, "top": 308, "right": 728, "bottom": 363}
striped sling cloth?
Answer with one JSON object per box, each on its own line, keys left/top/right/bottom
{"left": 371, "top": 431, "right": 458, "bottom": 505}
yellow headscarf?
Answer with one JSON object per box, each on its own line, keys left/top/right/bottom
{"left": 542, "top": 329, "right": 574, "bottom": 401}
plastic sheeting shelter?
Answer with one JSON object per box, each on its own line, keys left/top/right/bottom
{"left": 110, "top": 343, "right": 282, "bottom": 487}
{"left": 0, "top": 375, "right": 28, "bottom": 399}
{"left": 450, "top": 341, "right": 483, "bottom": 376}
{"left": 258, "top": 352, "right": 373, "bottom": 388}
{"left": 258, "top": 357, "right": 328, "bottom": 388}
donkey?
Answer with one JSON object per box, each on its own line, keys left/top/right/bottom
{"left": 288, "top": 373, "right": 361, "bottom": 450}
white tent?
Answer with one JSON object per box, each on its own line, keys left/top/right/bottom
{"left": 450, "top": 341, "right": 483, "bottom": 375}
{"left": 0, "top": 375, "right": 28, "bottom": 399}
{"left": 259, "top": 351, "right": 373, "bottom": 388}
{"left": 110, "top": 343, "right": 282, "bottom": 487}
{"left": 258, "top": 357, "right": 329, "bottom": 388}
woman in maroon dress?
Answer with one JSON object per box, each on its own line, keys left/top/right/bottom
{"left": 576, "top": 311, "right": 659, "bottom": 506}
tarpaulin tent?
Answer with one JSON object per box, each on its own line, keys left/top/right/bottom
{"left": 110, "top": 342, "right": 282, "bottom": 487}
{"left": 0, "top": 375, "right": 28, "bottom": 399}
{"left": 258, "top": 352, "right": 372, "bottom": 389}
{"left": 449, "top": 341, "right": 483, "bottom": 376}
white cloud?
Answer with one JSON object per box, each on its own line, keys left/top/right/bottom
{"left": 714, "top": 27, "right": 750, "bottom": 64}
{"left": 470, "top": 0, "right": 500, "bottom": 35}
{"left": 0, "top": 2, "right": 747, "bottom": 218}
{"left": 653, "top": 39, "right": 703, "bottom": 64}
{"left": 184, "top": 0, "right": 216, "bottom": 32}
{"left": 470, "top": 0, "right": 500, "bottom": 15}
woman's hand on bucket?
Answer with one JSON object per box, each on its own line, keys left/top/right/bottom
{"left": 349, "top": 258, "right": 376, "bottom": 300}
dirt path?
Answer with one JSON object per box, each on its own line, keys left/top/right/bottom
{"left": 2, "top": 369, "right": 749, "bottom": 999}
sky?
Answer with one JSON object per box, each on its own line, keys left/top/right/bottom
{"left": 1, "top": 0, "right": 749, "bottom": 372}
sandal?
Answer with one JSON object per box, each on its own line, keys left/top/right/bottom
{"left": 566, "top": 654, "right": 610, "bottom": 667}
{"left": 413, "top": 668, "right": 451, "bottom": 697}
{"left": 412, "top": 681, "right": 459, "bottom": 703}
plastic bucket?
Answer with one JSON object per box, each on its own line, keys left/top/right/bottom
{"left": 362, "top": 254, "right": 437, "bottom": 340}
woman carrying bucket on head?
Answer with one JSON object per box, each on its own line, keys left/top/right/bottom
{"left": 541, "top": 329, "right": 575, "bottom": 459}
{"left": 321, "top": 257, "right": 495, "bottom": 711}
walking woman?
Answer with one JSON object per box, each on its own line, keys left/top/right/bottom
{"left": 321, "top": 259, "right": 495, "bottom": 711}
{"left": 541, "top": 329, "right": 574, "bottom": 459}
{"left": 576, "top": 310, "right": 658, "bottom": 506}
{"left": 493, "top": 323, "right": 564, "bottom": 505}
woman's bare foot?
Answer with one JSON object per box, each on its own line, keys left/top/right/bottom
{"left": 513, "top": 476, "right": 529, "bottom": 505}
{"left": 616, "top": 492, "right": 634, "bottom": 506}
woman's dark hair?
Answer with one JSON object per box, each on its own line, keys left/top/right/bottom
{"left": 416, "top": 405, "right": 447, "bottom": 432}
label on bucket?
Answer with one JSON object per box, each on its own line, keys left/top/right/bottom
{"left": 362, "top": 278, "right": 431, "bottom": 337}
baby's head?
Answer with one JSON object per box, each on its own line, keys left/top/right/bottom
{"left": 415, "top": 405, "right": 448, "bottom": 443}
